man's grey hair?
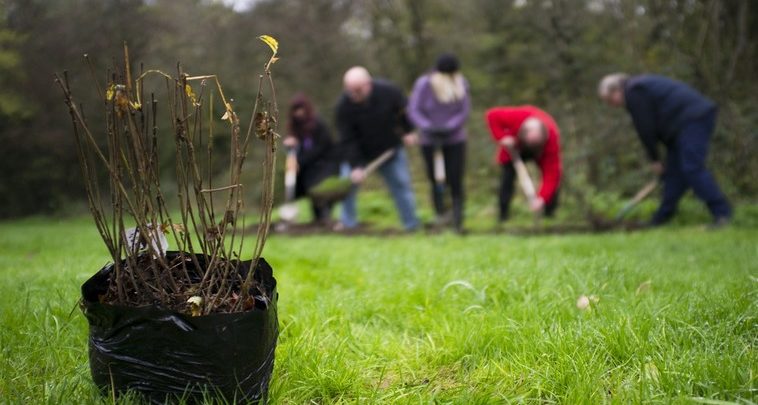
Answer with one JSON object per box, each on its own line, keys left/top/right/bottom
{"left": 598, "top": 73, "right": 629, "bottom": 98}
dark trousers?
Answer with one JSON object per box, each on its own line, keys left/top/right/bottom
{"left": 654, "top": 110, "right": 732, "bottom": 224}
{"left": 421, "top": 142, "right": 465, "bottom": 229}
{"left": 296, "top": 174, "right": 333, "bottom": 223}
{"left": 499, "top": 163, "right": 559, "bottom": 221}
{"left": 309, "top": 200, "right": 332, "bottom": 223}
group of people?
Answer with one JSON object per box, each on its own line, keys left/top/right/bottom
{"left": 283, "top": 53, "right": 732, "bottom": 233}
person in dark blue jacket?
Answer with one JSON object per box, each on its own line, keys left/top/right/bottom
{"left": 598, "top": 73, "right": 732, "bottom": 226}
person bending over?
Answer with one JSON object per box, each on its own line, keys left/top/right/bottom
{"left": 598, "top": 73, "right": 731, "bottom": 227}
{"left": 485, "top": 106, "right": 562, "bottom": 222}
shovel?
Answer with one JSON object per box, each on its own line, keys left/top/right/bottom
{"left": 613, "top": 178, "right": 659, "bottom": 222}
{"left": 433, "top": 149, "right": 445, "bottom": 188}
{"left": 503, "top": 142, "right": 541, "bottom": 224}
{"left": 309, "top": 149, "right": 396, "bottom": 204}
{"left": 278, "top": 147, "right": 299, "bottom": 222}
{"left": 428, "top": 129, "right": 449, "bottom": 192}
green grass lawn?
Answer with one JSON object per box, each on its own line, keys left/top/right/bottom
{"left": 0, "top": 217, "right": 755, "bottom": 403}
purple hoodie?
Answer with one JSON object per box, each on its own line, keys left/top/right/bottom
{"left": 407, "top": 74, "right": 471, "bottom": 145}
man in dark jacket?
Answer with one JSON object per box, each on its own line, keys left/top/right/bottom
{"left": 598, "top": 73, "right": 732, "bottom": 226}
{"left": 335, "top": 66, "right": 419, "bottom": 230}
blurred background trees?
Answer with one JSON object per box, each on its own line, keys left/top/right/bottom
{"left": 0, "top": 0, "right": 755, "bottom": 218}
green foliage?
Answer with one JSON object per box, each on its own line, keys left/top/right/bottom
{"left": 1, "top": 0, "right": 756, "bottom": 218}
{"left": 0, "top": 217, "right": 756, "bottom": 402}
{"left": 0, "top": 7, "right": 28, "bottom": 121}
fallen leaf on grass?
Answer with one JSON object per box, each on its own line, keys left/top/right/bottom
{"left": 576, "top": 295, "right": 591, "bottom": 310}
{"left": 577, "top": 294, "right": 599, "bottom": 310}
{"left": 636, "top": 280, "right": 652, "bottom": 295}
{"left": 643, "top": 361, "right": 659, "bottom": 383}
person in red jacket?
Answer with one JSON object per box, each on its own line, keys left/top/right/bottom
{"left": 485, "top": 106, "right": 562, "bottom": 221}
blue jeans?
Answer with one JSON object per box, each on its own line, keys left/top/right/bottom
{"left": 653, "top": 110, "right": 732, "bottom": 224}
{"left": 340, "top": 148, "right": 420, "bottom": 230}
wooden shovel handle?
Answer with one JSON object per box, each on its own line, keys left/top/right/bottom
{"left": 631, "top": 179, "right": 659, "bottom": 203}
{"left": 363, "top": 149, "right": 396, "bottom": 176}
{"left": 614, "top": 179, "right": 659, "bottom": 221}
{"left": 504, "top": 144, "right": 537, "bottom": 204}
{"left": 284, "top": 148, "right": 297, "bottom": 201}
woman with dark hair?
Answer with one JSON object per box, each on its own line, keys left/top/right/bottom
{"left": 283, "top": 93, "right": 339, "bottom": 224}
{"left": 408, "top": 53, "right": 471, "bottom": 232}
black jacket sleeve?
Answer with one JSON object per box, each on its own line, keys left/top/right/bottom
{"left": 393, "top": 87, "right": 414, "bottom": 136}
{"left": 625, "top": 86, "right": 660, "bottom": 162}
{"left": 335, "top": 99, "right": 364, "bottom": 167}
{"left": 297, "top": 119, "right": 333, "bottom": 168}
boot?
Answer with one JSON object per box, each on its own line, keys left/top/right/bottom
{"left": 452, "top": 197, "right": 464, "bottom": 234}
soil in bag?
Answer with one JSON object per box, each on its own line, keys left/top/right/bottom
{"left": 81, "top": 252, "right": 278, "bottom": 404}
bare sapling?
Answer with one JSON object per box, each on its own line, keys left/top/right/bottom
{"left": 55, "top": 37, "right": 280, "bottom": 315}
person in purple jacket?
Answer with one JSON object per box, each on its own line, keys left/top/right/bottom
{"left": 408, "top": 53, "right": 471, "bottom": 232}
{"left": 598, "top": 73, "right": 732, "bottom": 227}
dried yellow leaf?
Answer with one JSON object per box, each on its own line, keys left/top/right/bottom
{"left": 185, "top": 83, "right": 198, "bottom": 106}
{"left": 105, "top": 83, "right": 115, "bottom": 101}
{"left": 254, "top": 111, "right": 268, "bottom": 138}
{"left": 220, "top": 102, "right": 236, "bottom": 122}
{"left": 258, "top": 35, "right": 278, "bottom": 55}
{"left": 159, "top": 222, "right": 185, "bottom": 235}
{"left": 187, "top": 296, "right": 203, "bottom": 317}
{"left": 114, "top": 85, "right": 129, "bottom": 115}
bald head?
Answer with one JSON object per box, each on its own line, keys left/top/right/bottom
{"left": 343, "top": 66, "right": 373, "bottom": 103}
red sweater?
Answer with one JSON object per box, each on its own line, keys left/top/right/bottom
{"left": 485, "top": 106, "right": 562, "bottom": 202}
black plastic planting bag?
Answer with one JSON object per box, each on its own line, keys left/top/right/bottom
{"left": 80, "top": 253, "right": 278, "bottom": 404}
